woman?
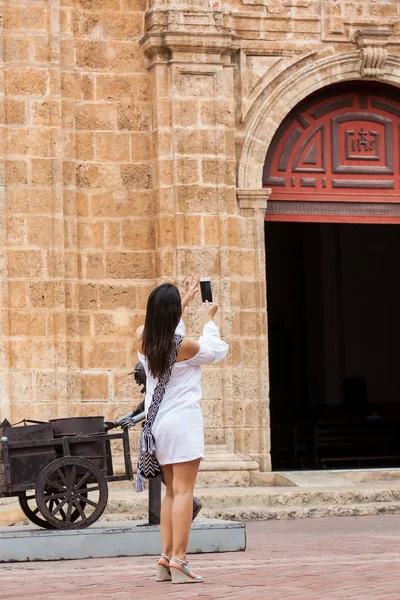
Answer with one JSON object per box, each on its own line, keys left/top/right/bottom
{"left": 136, "top": 276, "right": 229, "bottom": 584}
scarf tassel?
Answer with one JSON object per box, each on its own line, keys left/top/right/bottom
{"left": 135, "top": 470, "right": 146, "bottom": 492}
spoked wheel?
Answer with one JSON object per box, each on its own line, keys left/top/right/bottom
{"left": 19, "top": 491, "right": 55, "bottom": 529}
{"left": 35, "top": 457, "right": 108, "bottom": 530}
{"left": 19, "top": 485, "right": 88, "bottom": 529}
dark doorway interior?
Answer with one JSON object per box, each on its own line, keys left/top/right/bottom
{"left": 266, "top": 222, "right": 400, "bottom": 470}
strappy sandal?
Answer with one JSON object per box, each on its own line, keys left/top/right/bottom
{"left": 156, "top": 554, "right": 172, "bottom": 582}
{"left": 170, "top": 557, "right": 204, "bottom": 584}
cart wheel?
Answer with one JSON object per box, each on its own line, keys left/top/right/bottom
{"left": 35, "top": 457, "right": 108, "bottom": 530}
{"left": 19, "top": 484, "right": 88, "bottom": 530}
{"left": 19, "top": 492, "right": 55, "bottom": 529}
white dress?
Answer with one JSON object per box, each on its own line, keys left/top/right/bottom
{"left": 138, "top": 319, "right": 229, "bottom": 466}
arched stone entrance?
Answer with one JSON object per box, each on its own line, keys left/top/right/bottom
{"left": 259, "top": 80, "right": 400, "bottom": 470}
{"left": 264, "top": 82, "right": 400, "bottom": 222}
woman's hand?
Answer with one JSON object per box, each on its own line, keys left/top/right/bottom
{"left": 205, "top": 301, "right": 218, "bottom": 320}
{"left": 181, "top": 275, "right": 200, "bottom": 309}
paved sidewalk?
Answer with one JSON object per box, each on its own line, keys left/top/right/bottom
{"left": 1, "top": 515, "right": 399, "bottom": 600}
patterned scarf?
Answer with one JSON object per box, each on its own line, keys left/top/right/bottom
{"left": 135, "top": 334, "right": 183, "bottom": 492}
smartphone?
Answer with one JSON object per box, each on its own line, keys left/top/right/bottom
{"left": 200, "top": 278, "right": 213, "bottom": 303}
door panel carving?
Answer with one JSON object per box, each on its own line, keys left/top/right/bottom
{"left": 263, "top": 87, "right": 400, "bottom": 204}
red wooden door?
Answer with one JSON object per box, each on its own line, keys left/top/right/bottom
{"left": 263, "top": 84, "right": 400, "bottom": 223}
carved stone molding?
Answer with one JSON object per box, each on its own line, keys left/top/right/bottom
{"left": 355, "top": 29, "right": 393, "bottom": 78}
{"left": 237, "top": 188, "right": 271, "bottom": 211}
{"left": 140, "top": 31, "right": 236, "bottom": 67}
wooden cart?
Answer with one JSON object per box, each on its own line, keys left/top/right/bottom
{"left": 0, "top": 416, "right": 133, "bottom": 530}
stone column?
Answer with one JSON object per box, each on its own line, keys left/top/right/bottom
{"left": 236, "top": 188, "right": 271, "bottom": 471}
{"left": 141, "top": 9, "right": 260, "bottom": 469}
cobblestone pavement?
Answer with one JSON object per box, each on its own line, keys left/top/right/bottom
{"left": 1, "top": 515, "right": 399, "bottom": 600}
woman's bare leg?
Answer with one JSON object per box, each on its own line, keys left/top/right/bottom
{"left": 170, "top": 459, "right": 201, "bottom": 563}
{"left": 159, "top": 464, "right": 173, "bottom": 564}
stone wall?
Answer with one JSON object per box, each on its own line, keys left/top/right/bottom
{"left": 0, "top": 0, "right": 399, "bottom": 477}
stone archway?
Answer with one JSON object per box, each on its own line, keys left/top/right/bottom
{"left": 237, "top": 51, "right": 400, "bottom": 193}
{"left": 236, "top": 50, "right": 400, "bottom": 472}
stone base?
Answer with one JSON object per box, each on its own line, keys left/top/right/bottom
{"left": 0, "top": 518, "right": 246, "bottom": 563}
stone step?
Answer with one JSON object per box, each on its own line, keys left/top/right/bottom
{"left": 200, "top": 501, "right": 400, "bottom": 521}
{"left": 8, "top": 481, "right": 400, "bottom": 528}
{"left": 102, "top": 501, "right": 400, "bottom": 523}
{"left": 105, "top": 482, "right": 400, "bottom": 514}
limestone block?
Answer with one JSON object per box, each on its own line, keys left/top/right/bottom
{"left": 228, "top": 250, "right": 256, "bottom": 277}
{"left": 156, "top": 216, "right": 175, "bottom": 248}
{"left": 121, "top": 219, "right": 155, "bottom": 250}
{"left": 9, "top": 313, "right": 47, "bottom": 337}
{"left": 66, "top": 342, "right": 81, "bottom": 369}
{"left": 98, "top": 285, "right": 136, "bottom": 310}
{"left": 28, "top": 282, "right": 54, "bottom": 309}
{"left": 5, "top": 161, "right": 27, "bottom": 184}
{"left": 203, "top": 216, "right": 220, "bottom": 246}
{"left": 176, "top": 159, "right": 199, "bottom": 185}
{"left": 137, "top": 282, "right": 155, "bottom": 309}
{"left": 85, "top": 253, "right": 105, "bottom": 280}
{"left": 94, "top": 133, "right": 130, "bottom": 162}
{"left": 240, "top": 281, "right": 258, "bottom": 309}
{"left": 113, "top": 372, "right": 141, "bottom": 402}
{"left": 240, "top": 338, "right": 258, "bottom": 366}
{"left": 6, "top": 217, "right": 25, "bottom": 246}
{"left": 32, "top": 337, "right": 56, "bottom": 369}
{"left": 117, "top": 104, "right": 151, "bottom": 132}
{"left": 175, "top": 214, "right": 202, "bottom": 246}
{"left": 9, "top": 372, "right": 33, "bottom": 403}
{"left": 76, "top": 0, "right": 121, "bottom": 9}
{"left": 35, "top": 372, "right": 59, "bottom": 403}
{"left": 9, "top": 341, "right": 32, "bottom": 369}
{"left": 9, "top": 282, "right": 27, "bottom": 309}
{"left": 201, "top": 159, "right": 225, "bottom": 185}
{"left": 75, "top": 104, "right": 114, "bottom": 130}
{"left": 7, "top": 129, "right": 52, "bottom": 158}
{"left": 11, "top": 403, "right": 57, "bottom": 423}
{"left": 130, "top": 133, "right": 152, "bottom": 162}
{"left": 81, "top": 372, "right": 110, "bottom": 400}
{"left": 4, "top": 6, "right": 48, "bottom": 31}
{"left": 7, "top": 250, "right": 43, "bottom": 278}
{"left": 31, "top": 159, "right": 52, "bottom": 185}
{"left": 8, "top": 189, "right": 52, "bottom": 215}
{"left": 78, "top": 283, "right": 99, "bottom": 310}
{"left": 26, "top": 216, "right": 54, "bottom": 248}
{"left": 76, "top": 132, "right": 94, "bottom": 161}
{"left": 179, "top": 248, "right": 220, "bottom": 276}
{"left": 82, "top": 340, "right": 128, "bottom": 370}
{"left": 78, "top": 222, "right": 104, "bottom": 250}
{"left": 5, "top": 100, "right": 26, "bottom": 125}
{"left": 174, "top": 100, "right": 199, "bottom": 127}
{"left": 204, "top": 428, "right": 225, "bottom": 445}
{"left": 4, "top": 35, "right": 30, "bottom": 62}
{"left": 232, "top": 368, "right": 260, "bottom": 399}
{"left": 93, "top": 312, "right": 131, "bottom": 338}
{"left": 105, "top": 223, "right": 121, "bottom": 248}
{"left": 105, "top": 252, "right": 154, "bottom": 279}
{"left": 62, "top": 73, "right": 94, "bottom": 101}
{"left": 155, "top": 249, "right": 175, "bottom": 278}
{"left": 96, "top": 75, "right": 150, "bottom": 102}
{"left": 32, "top": 35, "right": 51, "bottom": 63}
{"left": 73, "top": 12, "right": 143, "bottom": 40}
{"left": 6, "top": 68, "right": 49, "bottom": 96}
{"left": 121, "top": 164, "right": 153, "bottom": 189}
{"left": 203, "top": 398, "right": 224, "bottom": 429}
{"left": 122, "top": 0, "right": 147, "bottom": 10}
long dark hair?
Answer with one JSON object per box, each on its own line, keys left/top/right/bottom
{"left": 141, "top": 283, "right": 182, "bottom": 379}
